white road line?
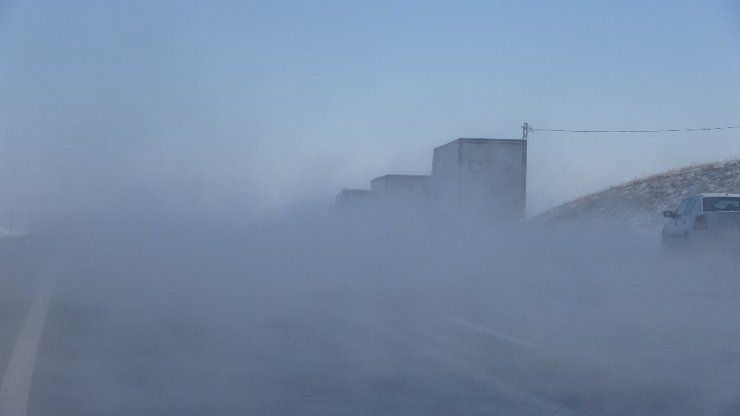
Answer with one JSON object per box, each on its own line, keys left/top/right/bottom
{"left": 445, "top": 318, "right": 541, "bottom": 350}
{"left": 0, "top": 269, "right": 55, "bottom": 416}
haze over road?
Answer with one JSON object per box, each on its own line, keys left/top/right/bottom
{"left": 0, "top": 214, "right": 737, "bottom": 415}
{"left": 1, "top": 2, "right": 739, "bottom": 414}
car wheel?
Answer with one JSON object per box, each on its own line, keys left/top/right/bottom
{"left": 681, "top": 232, "right": 697, "bottom": 257}
{"left": 661, "top": 232, "right": 674, "bottom": 254}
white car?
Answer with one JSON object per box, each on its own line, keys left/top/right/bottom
{"left": 661, "top": 193, "right": 740, "bottom": 252}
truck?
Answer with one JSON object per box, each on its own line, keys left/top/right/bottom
{"left": 334, "top": 189, "right": 380, "bottom": 213}
{"left": 431, "top": 138, "right": 526, "bottom": 218}
{"left": 370, "top": 174, "right": 430, "bottom": 211}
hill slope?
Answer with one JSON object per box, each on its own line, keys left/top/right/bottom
{"left": 534, "top": 159, "right": 740, "bottom": 230}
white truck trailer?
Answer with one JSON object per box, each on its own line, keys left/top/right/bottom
{"left": 334, "top": 189, "right": 380, "bottom": 213}
{"left": 370, "top": 174, "right": 430, "bottom": 211}
{"left": 431, "top": 138, "right": 526, "bottom": 218}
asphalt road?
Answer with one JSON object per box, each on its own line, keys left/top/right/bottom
{"left": 26, "top": 231, "right": 572, "bottom": 415}
{"left": 0, "top": 219, "right": 738, "bottom": 415}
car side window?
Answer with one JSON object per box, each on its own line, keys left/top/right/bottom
{"left": 690, "top": 197, "right": 702, "bottom": 215}
{"left": 675, "top": 198, "right": 690, "bottom": 216}
{"left": 684, "top": 197, "right": 697, "bottom": 215}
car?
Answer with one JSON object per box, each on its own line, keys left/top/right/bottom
{"left": 661, "top": 193, "right": 740, "bottom": 253}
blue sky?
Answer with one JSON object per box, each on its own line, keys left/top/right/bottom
{"left": 0, "top": 1, "right": 739, "bottom": 222}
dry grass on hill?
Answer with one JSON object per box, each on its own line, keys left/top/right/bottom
{"left": 533, "top": 159, "right": 740, "bottom": 231}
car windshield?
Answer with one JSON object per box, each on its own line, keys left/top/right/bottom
{"left": 702, "top": 197, "right": 740, "bottom": 212}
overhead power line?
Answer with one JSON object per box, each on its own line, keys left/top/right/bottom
{"left": 522, "top": 123, "right": 740, "bottom": 139}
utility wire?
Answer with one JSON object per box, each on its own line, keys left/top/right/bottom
{"left": 528, "top": 125, "right": 740, "bottom": 134}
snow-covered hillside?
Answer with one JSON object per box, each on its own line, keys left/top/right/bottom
{"left": 533, "top": 159, "right": 740, "bottom": 231}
